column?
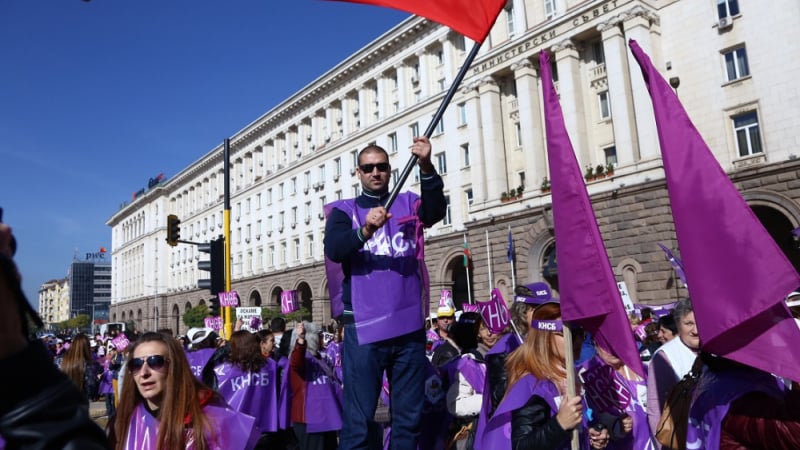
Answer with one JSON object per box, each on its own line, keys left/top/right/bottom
{"left": 477, "top": 77, "right": 506, "bottom": 202}
{"left": 357, "top": 88, "right": 367, "bottom": 131}
{"left": 463, "top": 83, "right": 487, "bottom": 203}
{"left": 622, "top": 7, "right": 659, "bottom": 161}
{"left": 439, "top": 36, "right": 454, "bottom": 86}
{"left": 511, "top": 59, "right": 546, "bottom": 192}
{"left": 416, "top": 50, "right": 429, "bottom": 99}
{"left": 376, "top": 74, "right": 386, "bottom": 120}
{"left": 339, "top": 96, "right": 352, "bottom": 138}
{"left": 394, "top": 64, "right": 407, "bottom": 111}
{"left": 600, "top": 20, "right": 637, "bottom": 167}
{"left": 551, "top": 40, "right": 590, "bottom": 166}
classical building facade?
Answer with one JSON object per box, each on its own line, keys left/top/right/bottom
{"left": 39, "top": 278, "right": 70, "bottom": 327}
{"left": 108, "top": 0, "right": 800, "bottom": 335}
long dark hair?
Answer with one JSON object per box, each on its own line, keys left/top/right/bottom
{"left": 60, "top": 334, "right": 93, "bottom": 396}
{"left": 112, "top": 332, "right": 217, "bottom": 450}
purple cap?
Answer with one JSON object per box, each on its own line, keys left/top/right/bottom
{"left": 530, "top": 319, "right": 563, "bottom": 333}
{"left": 515, "top": 282, "right": 557, "bottom": 305}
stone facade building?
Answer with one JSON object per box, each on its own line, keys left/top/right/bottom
{"left": 108, "top": 0, "right": 800, "bottom": 335}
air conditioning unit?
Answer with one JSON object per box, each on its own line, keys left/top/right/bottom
{"left": 256, "top": 234, "right": 261, "bottom": 240}
{"left": 245, "top": 238, "right": 250, "bottom": 244}
{"left": 334, "top": 174, "right": 341, "bottom": 181}
{"left": 304, "top": 217, "right": 311, "bottom": 225}
{"left": 718, "top": 16, "right": 732, "bottom": 29}
{"left": 278, "top": 227, "right": 284, "bottom": 233}
{"left": 312, "top": 182, "right": 319, "bottom": 190}
{"left": 291, "top": 222, "right": 297, "bottom": 229}
{"left": 306, "top": 134, "right": 312, "bottom": 141}
{"left": 349, "top": 168, "right": 356, "bottom": 175}
{"left": 318, "top": 213, "right": 325, "bottom": 220}
{"left": 411, "top": 75, "right": 419, "bottom": 84}
{"left": 296, "top": 150, "right": 302, "bottom": 158}
{"left": 317, "top": 181, "right": 324, "bottom": 189}
{"left": 293, "top": 141, "right": 299, "bottom": 148}
{"left": 336, "top": 117, "right": 343, "bottom": 124}
{"left": 304, "top": 187, "right": 309, "bottom": 194}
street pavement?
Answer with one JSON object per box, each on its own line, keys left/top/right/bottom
{"left": 90, "top": 400, "right": 108, "bottom": 429}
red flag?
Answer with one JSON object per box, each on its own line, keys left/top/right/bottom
{"left": 539, "top": 50, "right": 645, "bottom": 378}
{"left": 629, "top": 40, "right": 800, "bottom": 381}
{"left": 330, "top": 0, "right": 506, "bottom": 43}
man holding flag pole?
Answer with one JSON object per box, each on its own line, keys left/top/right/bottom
{"left": 324, "top": 2, "right": 506, "bottom": 448}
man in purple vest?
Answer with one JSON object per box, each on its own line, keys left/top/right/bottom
{"left": 325, "top": 137, "right": 446, "bottom": 450}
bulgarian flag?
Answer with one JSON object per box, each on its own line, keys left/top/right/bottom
{"left": 329, "top": 0, "right": 506, "bottom": 43}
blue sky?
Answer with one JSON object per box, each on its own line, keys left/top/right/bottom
{"left": 0, "top": 0, "right": 408, "bottom": 309}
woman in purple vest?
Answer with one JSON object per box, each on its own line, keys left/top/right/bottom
{"left": 289, "top": 321, "right": 342, "bottom": 450}
{"left": 214, "top": 330, "right": 281, "bottom": 450}
{"left": 482, "top": 302, "right": 611, "bottom": 450}
{"left": 109, "top": 332, "right": 258, "bottom": 450}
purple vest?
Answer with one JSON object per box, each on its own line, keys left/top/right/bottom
{"left": 123, "top": 400, "right": 258, "bottom": 449}
{"left": 303, "top": 353, "right": 343, "bottom": 433}
{"left": 687, "top": 367, "right": 785, "bottom": 450}
{"left": 482, "top": 374, "right": 589, "bottom": 450}
{"left": 185, "top": 348, "right": 216, "bottom": 380}
{"left": 325, "top": 192, "right": 429, "bottom": 344}
{"left": 473, "top": 333, "right": 521, "bottom": 450}
{"left": 99, "top": 369, "right": 114, "bottom": 395}
{"left": 324, "top": 340, "right": 343, "bottom": 382}
{"left": 579, "top": 356, "right": 656, "bottom": 450}
{"left": 214, "top": 359, "right": 280, "bottom": 432}
{"left": 276, "top": 356, "right": 291, "bottom": 429}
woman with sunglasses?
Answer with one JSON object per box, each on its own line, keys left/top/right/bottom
{"left": 482, "top": 302, "right": 610, "bottom": 450}
{"left": 110, "top": 332, "right": 258, "bottom": 450}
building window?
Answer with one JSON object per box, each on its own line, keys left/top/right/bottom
{"left": 506, "top": 2, "right": 514, "bottom": 36}
{"left": 267, "top": 188, "right": 272, "bottom": 205}
{"left": 544, "top": 0, "right": 556, "bottom": 19}
{"left": 335, "top": 190, "right": 342, "bottom": 201}
{"left": 434, "top": 117, "right": 444, "bottom": 135}
{"left": 717, "top": 0, "right": 739, "bottom": 18}
{"left": 457, "top": 103, "right": 467, "bottom": 126}
{"left": 269, "top": 246, "right": 275, "bottom": 267}
{"left": 598, "top": 91, "right": 611, "bottom": 119}
{"left": 388, "top": 133, "right": 398, "bottom": 153}
{"left": 437, "top": 78, "right": 446, "bottom": 91}
{"left": 592, "top": 40, "right": 605, "bottom": 65}
{"left": 293, "top": 239, "right": 300, "bottom": 262}
{"left": 435, "top": 49, "right": 444, "bottom": 66}
{"left": 279, "top": 212, "right": 285, "bottom": 229}
{"left": 307, "top": 235, "right": 314, "bottom": 258}
{"left": 291, "top": 207, "right": 297, "bottom": 226}
{"left": 281, "top": 243, "right": 287, "bottom": 265}
{"left": 443, "top": 195, "right": 452, "bottom": 225}
{"left": 318, "top": 164, "right": 326, "bottom": 181}
{"left": 436, "top": 153, "right": 447, "bottom": 174}
{"left": 335, "top": 157, "right": 342, "bottom": 177}
{"left": 465, "top": 188, "right": 473, "bottom": 206}
{"left": 515, "top": 122, "right": 522, "bottom": 147}
{"left": 604, "top": 146, "right": 618, "bottom": 166}
{"left": 462, "top": 143, "right": 470, "bottom": 167}
{"left": 353, "top": 184, "right": 360, "bottom": 197}
{"left": 733, "top": 111, "right": 762, "bottom": 157}
{"left": 410, "top": 122, "right": 419, "bottom": 139}
{"left": 392, "top": 169, "right": 399, "bottom": 186}
{"left": 291, "top": 177, "right": 297, "bottom": 195}
{"left": 278, "top": 183, "right": 284, "bottom": 200}
{"left": 724, "top": 47, "right": 749, "bottom": 82}
{"left": 256, "top": 193, "right": 261, "bottom": 210}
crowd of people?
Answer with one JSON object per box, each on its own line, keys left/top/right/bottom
{"left": 2, "top": 139, "right": 800, "bottom": 450}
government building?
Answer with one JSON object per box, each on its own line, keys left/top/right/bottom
{"left": 107, "top": 0, "right": 800, "bottom": 334}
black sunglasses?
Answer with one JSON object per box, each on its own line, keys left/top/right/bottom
{"left": 359, "top": 162, "right": 390, "bottom": 173}
{"left": 128, "top": 355, "right": 169, "bottom": 374}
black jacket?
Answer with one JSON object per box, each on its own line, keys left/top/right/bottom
{"left": 511, "top": 395, "right": 571, "bottom": 450}
{"left": 0, "top": 341, "right": 110, "bottom": 449}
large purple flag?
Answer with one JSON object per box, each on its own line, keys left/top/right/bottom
{"left": 657, "top": 242, "right": 688, "bottom": 288}
{"left": 539, "top": 50, "right": 645, "bottom": 378}
{"left": 629, "top": 40, "right": 800, "bottom": 381}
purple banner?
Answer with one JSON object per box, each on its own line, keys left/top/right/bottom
{"left": 218, "top": 291, "right": 239, "bottom": 307}
{"left": 280, "top": 290, "right": 299, "bottom": 314}
{"left": 204, "top": 317, "right": 222, "bottom": 331}
{"left": 215, "top": 360, "right": 280, "bottom": 432}
{"left": 112, "top": 334, "right": 130, "bottom": 352}
{"left": 462, "top": 303, "right": 479, "bottom": 313}
{"left": 478, "top": 288, "right": 510, "bottom": 334}
{"left": 530, "top": 319, "right": 563, "bottom": 333}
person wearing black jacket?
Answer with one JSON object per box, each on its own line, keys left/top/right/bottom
{"left": 0, "top": 222, "right": 109, "bottom": 449}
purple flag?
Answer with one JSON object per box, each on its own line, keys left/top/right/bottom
{"left": 539, "top": 50, "right": 645, "bottom": 378}
{"left": 477, "top": 288, "right": 510, "bottom": 334}
{"left": 657, "top": 243, "right": 688, "bottom": 288}
{"left": 462, "top": 303, "right": 480, "bottom": 313}
{"left": 280, "top": 290, "right": 299, "bottom": 314}
{"left": 629, "top": 40, "right": 800, "bottom": 381}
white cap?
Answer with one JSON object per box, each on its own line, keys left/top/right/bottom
{"left": 187, "top": 327, "right": 215, "bottom": 345}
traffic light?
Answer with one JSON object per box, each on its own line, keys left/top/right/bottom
{"left": 166, "top": 214, "right": 181, "bottom": 247}
{"left": 208, "top": 297, "right": 221, "bottom": 317}
{"left": 198, "top": 237, "right": 225, "bottom": 295}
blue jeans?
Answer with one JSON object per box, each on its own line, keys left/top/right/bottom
{"left": 339, "top": 324, "right": 426, "bottom": 450}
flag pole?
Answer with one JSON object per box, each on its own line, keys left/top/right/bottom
{"left": 385, "top": 42, "right": 483, "bottom": 211}
{"left": 509, "top": 225, "right": 516, "bottom": 288}
{"left": 464, "top": 233, "right": 473, "bottom": 305}
{"left": 563, "top": 324, "right": 579, "bottom": 450}
{"left": 486, "top": 229, "right": 493, "bottom": 290}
